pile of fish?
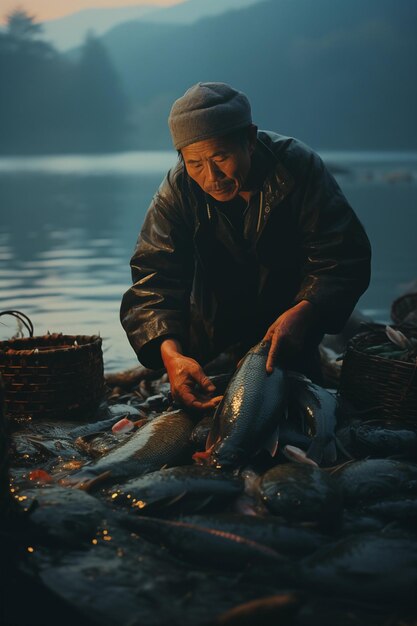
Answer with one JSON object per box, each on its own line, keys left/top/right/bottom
{"left": 3, "top": 338, "right": 417, "bottom": 626}
{"left": 361, "top": 325, "right": 417, "bottom": 362}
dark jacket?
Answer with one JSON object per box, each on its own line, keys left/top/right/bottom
{"left": 121, "top": 131, "right": 371, "bottom": 369}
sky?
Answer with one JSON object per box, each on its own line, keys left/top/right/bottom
{"left": 1, "top": 0, "right": 183, "bottom": 23}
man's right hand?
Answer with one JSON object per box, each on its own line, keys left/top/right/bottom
{"left": 160, "top": 338, "right": 222, "bottom": 411}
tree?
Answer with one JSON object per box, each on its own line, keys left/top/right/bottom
{"left": 6, "top": 8, "right": 43, "bottom": 40}
{"left": 0, "top": 13, "right": 130, "bottom": 153}
{"left": 75, "top": 32, "right": 128, "bottom": 150}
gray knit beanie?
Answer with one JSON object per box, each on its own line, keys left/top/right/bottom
{"left": 168, "top": 82, "right": 252, "bottom": 150}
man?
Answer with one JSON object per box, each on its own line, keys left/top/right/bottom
{"left": 121, "top": 82, "right": 371, "bottom": 411}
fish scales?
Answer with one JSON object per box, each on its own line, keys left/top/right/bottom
{"left": 360, "top": 496, "right": 417, "bottom": 524}
{"left": 119, "top": 515, "right": 291, "bottom": 574}
{"left": 204, "top": 341, "right": 287, "bottom": 469}
{"left": 62, "top": 410, "right": 194, "bottom": 487}
{"left": 301, "top": 534, "right": 417, "bottom": 605}
{"left": 108, "top": 466, "right": 243, "bottom": 513}
{"left": 335, "top": 459, "right": 417, "bottom": 506}
{"left": 351, "top": 419, "right": 417, "bottom": 459}
{"left": 181, "top": 514, "right": 327, "bottom": 556}
{"left": 259, "top": 464, "right": 342, "bottom": 529}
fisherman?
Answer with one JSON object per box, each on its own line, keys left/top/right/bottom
{"left": 121, "top": 82, "right": 371, "bottom": 411}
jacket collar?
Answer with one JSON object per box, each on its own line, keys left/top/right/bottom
{"left": 236, "top": 136, "right": 295, "bottom": 238}
{"left": 255, "top": 135, "right": 294, "bottom": 208}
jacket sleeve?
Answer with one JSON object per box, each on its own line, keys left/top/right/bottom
{"left": 293, "top": 150, "right": 371, "bottom": 333}
{"left": 120, "top": 175, "right": 194, "bottom": 369}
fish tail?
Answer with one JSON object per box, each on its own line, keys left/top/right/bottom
{"left": 283, "top": 445, "right": 319, "bottom": 467}
{"left": 323, "top": 439, "right": 338, "bottom": 465}
{"left": 306, "top": 438, "right": 337, "bottom": 466}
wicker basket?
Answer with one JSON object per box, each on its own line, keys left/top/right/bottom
{"left": 339, "top": 324, "right": 417, "bottom": 420}
{"left": 391, "top": 292, "right": 417, "bottom": 326}
{"left": 0, "top": 311, "right": 104, "bottom": 420}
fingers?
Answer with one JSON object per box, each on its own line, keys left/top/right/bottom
{"left": 266, "top": 330, "right": 283, "bottom": 374}
{"left": 208, "top": 394, "right": 223, "bottom": 407}
{"left": 180, "top": 393, "right": 221, "bottom": 411}
{"left": 169, "top": 358, "right": 218, "bottom": 411}
{"left": 195, "top": 371, "right": 216, "bottom": 394}
{"left": 179, "top": 389, "right": 204, "bottom": 410}
{"left": 175, "top": 385, "right": 223, "bottom": 412}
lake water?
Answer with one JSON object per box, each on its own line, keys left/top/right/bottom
{"left": 0, "top": 150, "right": 416, "bottom": 372}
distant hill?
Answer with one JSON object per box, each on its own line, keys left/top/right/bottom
{"left": 41, "top": 5, "right": 158, "bottom": 52}
{"left": 97, "top": 0, "right": 417, "bottom": 150}
{"left": 42, "top": 0, "right": 265, "bottom": 51}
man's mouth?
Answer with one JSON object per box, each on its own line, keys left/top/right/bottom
{"left": 207, "top": 182, "right": 234, "bottom": 194}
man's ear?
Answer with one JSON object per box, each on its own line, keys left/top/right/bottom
{"left": 248, "top": 124, "right": 258, "bottom": 155}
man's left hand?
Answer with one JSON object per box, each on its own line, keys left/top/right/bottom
{"left": 263, "top": 300, "right": 317, "bottom": 374}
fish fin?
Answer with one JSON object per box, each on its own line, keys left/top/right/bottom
{"left": 385, "top": 325, "right": 412, "bottom": 349}
{"left": 305, "top": 439, "right": 324, "bottom": 465}
{"left": 133, "top": 418, "right": 147, "bottom": 429}
{"left": 75, "top": 470, "right": 112, "bottom": 491}
{"left": 192, "top": 495, "right": 215, "bottom": 513}
{"left": 192, "top": 449, "right": 212, "bottom": 465}
{"left": 206, "top": 400, "right": 224, "bottom": 448}
{"left": 206, "top": 422, "right": 221, "bottom": 449}
{"left": 283, "top": 445, "right": 319, "bottom": 467}
{"left": 334, "top": 436, "right": 354, "bottom": 461}
{"left": 144, "top": 491, "right": 188, "bottom": 513}
{"left": 74, "top": 432, "right": 101, "bottom": 446}
{"left": 29, "top": 469, "right": 54, "bottom": 484}
{"left": 264, "top": 426, "right": 280, "bottom": 457}
{"left": 241, "top": 468, "right": 261, "bottom": 497}
{"left": 322, "top": 439, "right": 338, "bottom": 465}
{"left": 166, "top": 491, "right": 188, "bottom": 507}
{"left": 233, "top": 495, "right": 259, "bottom": 516}
{"left": 306, "top": 438, "right": 337, "bottom": 467}
{"left": 288, "top": 371, "right": 311, "bottom": 383}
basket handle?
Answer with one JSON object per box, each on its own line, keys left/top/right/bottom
{"left": 0, "top": 310, "right": 34, "bottom": 337}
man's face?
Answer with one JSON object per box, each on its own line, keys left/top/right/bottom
{"left": 181, "top": 131, "right": 256, "bottom": 202}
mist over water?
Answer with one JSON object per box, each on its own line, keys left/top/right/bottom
{"left": 1, "top": 151, "right": 416, "bottom": 371}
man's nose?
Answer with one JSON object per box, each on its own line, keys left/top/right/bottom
{"left": 206, "top": 159, "right": 221, "bottom": 182}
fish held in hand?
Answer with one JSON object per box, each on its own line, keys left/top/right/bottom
{"left": 195, "top": 341, "right": 287, "bottom": 469}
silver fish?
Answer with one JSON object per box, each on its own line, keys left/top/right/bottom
{"left": 196, "top": 341, "right": 287, "bottom": 469}
{"left": 62, "top": 410, "right": 194, "bottom": 489}
{"left": 108, "top": 465, "right": 243, "bottom": 514}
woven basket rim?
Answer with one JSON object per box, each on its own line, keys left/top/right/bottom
{"left": 0, "top": 333, "right": 102, "bottom": 355}
{"left": 346, "top": 325, "right": 417, "bottom": 367}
